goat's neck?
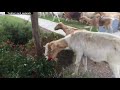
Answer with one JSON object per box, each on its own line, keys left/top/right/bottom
{"left": 57, "top": 38, "right": 68, "bottom": 48}
{"left": 61, "top": 25, "right": 70, "bottom": 34}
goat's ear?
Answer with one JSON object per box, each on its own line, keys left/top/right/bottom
{"left": 57, "top": 42, "right": 67, "bottom": 48}
{"left": 49, "top": 42, "right": 57, "bottom": 51}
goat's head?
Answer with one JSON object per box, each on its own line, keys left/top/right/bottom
{"left": 99, "top": 17, "right": 112, "bottom": 26}
{"left": 54, "top": 22, "right": 64, "bottom": 30}
{"left": 44, "top": 40, "right": 68, "bottom": 61}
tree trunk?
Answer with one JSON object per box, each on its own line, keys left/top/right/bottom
{"left": 31, "top": 12, "right": 42, "bottom": 57}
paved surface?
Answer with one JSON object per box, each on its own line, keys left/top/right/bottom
{"left": 11, "top": 15, "right": 66, "bottom": 36}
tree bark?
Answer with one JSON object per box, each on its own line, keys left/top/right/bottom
{"left": 31, "top": 12, "right": 42, "bottom": 57}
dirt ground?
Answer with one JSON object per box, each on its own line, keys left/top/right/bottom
{"left": 83, "top": 59, "right": 113, "bottom": 78}
{"left": 56, "top": 50, "right": 113, "bottom": 78}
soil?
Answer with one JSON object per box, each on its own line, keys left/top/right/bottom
{"left": 56, "top": 50, "right": 113, "bottom": 78}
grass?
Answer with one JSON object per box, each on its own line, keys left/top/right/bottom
{"left": 0, "top": 15, "right": 26, "bottom": 24}
{"left": 0, "top": 15, "right": 32, "bottom": 45}
{"left": 40, "top": 15, "right": 98, "bottom": 32}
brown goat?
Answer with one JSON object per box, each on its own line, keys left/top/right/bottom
{"left": 80, "top": 16, "right": 99, "bottom": 31}
{"left": 63, "top": 12, "right": 82, "bottom": 22}
{"left": 98, "top": 16, "right": 113, "bottom": 33}
{"left": 80, "top": 15, "right": 114, "bottom": 33}
{"left": 54, "top": 22, "right": 79, "bottom": 35}
{"left": 95, "top": 12, "right": 120, "bottom": 18}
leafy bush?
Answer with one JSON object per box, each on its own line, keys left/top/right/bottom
{"left": 0, "top": 16, "right": 32, "bottom": 45}
{"left": 0, "top": 45, "right": 56, "bottom": 78}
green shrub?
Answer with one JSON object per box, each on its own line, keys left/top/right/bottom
{"left": 0, "top": 16, "right": 32, "bottom": 45}
{"left": 0, "top": 45, "right": 56, "bottom": 78}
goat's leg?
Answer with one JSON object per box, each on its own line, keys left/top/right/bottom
{"left": 86, "top": 21, "right": 89, "bottom": 25}
{"left": 43, "top": 12, "right": 46, "bottom": 18}
{"left": 56, "top": 15, "right": 60, "bottom": 22}
{"left": 52, "top": 16, "right": 56, "bottom": 21}
{"left": 82, "top": 55, "right": 88, "bottom": 72}
{"left": 65, "top": 18, "right": 67, "bottom": 21}
{"left": 109, "top": 63, "right": 120, "bottom": 78}
{"left": 110, "top": 25, "right": 113, "bottom": 33}
{"left": 105, "top": 25, "right": 113, "bottom": 33}
{"left": 104, "top": 26, "right": 109, "bottom": 33}
{"left": 95, "top": 24, "right": 99, "bottom": 32}
{"left": 96, "top": 28, "right": 99, "bottom": 32}
{"left": 65, "top": 18, "right": 69, "bottom": 22}
{"left": 118, "top": 22, "right": 120, "bottom": 31}
{"left": 72, "top": 53, "right": 83, "bottom": 76}
{"left": 90, "top": 26, "right": 93, "bottom": 31}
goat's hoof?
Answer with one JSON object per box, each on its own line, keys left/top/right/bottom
{"left": 72, "top": 73, "right": 76, "bottom": 76}
{"left": 72, "top": 72, "right": 78, "bottom": 76}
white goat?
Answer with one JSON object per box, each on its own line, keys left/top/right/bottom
{"left": 52, "top": 12, "right": 64, "bottom": 22}
{"left": 38, "top": 12, "right": 48, "bottom": 17}
{"left": 44, "top": 30, "right": 120, "bottom": 78}
{"left": 0, "top": 12, "right": 5, "bottom": 15}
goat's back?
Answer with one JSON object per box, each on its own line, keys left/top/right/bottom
{"left": 69, "top": 31, "right": 120, "bottom": 47}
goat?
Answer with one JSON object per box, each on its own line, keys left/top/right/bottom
{"left": 63, "top": 12, "right": 82, "bottom": 22}
{"left": 38, "top": 12, "right": 49, "bottom": 17}
{"left": 80, "top": 15, "right": 114, "bottom": 33}
{"left": 95, "top": 12, "right": 120, "bottom": 18}
{"left": 44, "top": 30, "right": 120, "bottom": 78}
{"left": 52, "top": 12, "right": 64, "bottom": 22}
{"left": 80, "top": 16, "right": 99, "bottom": 31}
{"left": 99, "top": 16, "right": 114, "bottom": 33}
{"left": 54, "top": 22, "right": 79, "bottom": 35}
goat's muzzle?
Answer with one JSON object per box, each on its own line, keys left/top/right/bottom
{"left": 54, "top": 27, "right": 59, "bottom": 30}
{"left": 47, "top": 55, "right": 58, "bottom": 61}
{"left": 48, "top": 55, "right": 53, "bottom": 61}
